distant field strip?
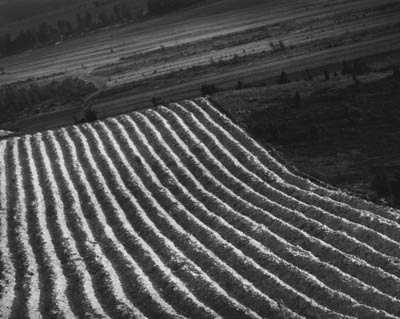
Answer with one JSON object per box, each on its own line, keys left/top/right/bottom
{"left": 0, "top": 0, "right": 397, "bottom": 85}
{"left": 1, "top": 98, "right": 400, "bottom": 318}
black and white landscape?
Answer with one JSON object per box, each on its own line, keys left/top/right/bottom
{"left": 1, "top": 1, "right": 400, "bottom": 318}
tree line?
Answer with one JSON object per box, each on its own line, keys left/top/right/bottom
{"left": 0, "top": 2, "right": 134, "bottom": 57}
{"left": 0, "top": 0, "right": 209, "bottom": 58}
{"left": 0, "top": 77, "right": 96, "bottom": 123}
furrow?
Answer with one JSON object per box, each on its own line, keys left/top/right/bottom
{"left": 78, "top": 119, "right": 267, "bottom": 319}
{"left": 180, "top": 100, "right": 400, "bottom": 255}
{"left": 82, "top": 118, "right": 293, "bottom": 319}
{"left": 165, "top": 102, "right": 400, "bottom": 292}
{"left": 6, "top": 139, "right": 41, "bottom": 319}
{"left": 142, "top": 107, "right": 400, "bottom": 314}
{"left": 3, "top": 92, "right": 400, "bottom": 319}
{"left": 33, "top": 131, "right": 110, "bottom": 319}
{"left": 169, "top": 101, "right": 400, "bottom": 278}
{"left": 66, "top": 123, "right": 201, "bottom": 319}
{"left": 73, "top": 122, "right": 220, "bottom": 319}
{"left": 125, "top": 111, "right": 341, "bottom": 318}
{"left": 48, "top": 129, "right": 146, "bottom": 319}
{"left": 119, "top": 113, "right": 380, "bottom": 318}
{"left": 45, "top": 131, "right": 194, "bottom": 319}
{"left": 194, "top": 98, "right": 400, "bottom": 225}
{"left": 0, "top": 142, "right": 15, "bottom": 319}
{"left": 20, "top": 136, "right": 75, "bottom": 318}
{"left": 168, "top": 103, "right": 400, "bottom": 278}
{"left": 134, "top": 108, "right": 399, "bottom": 317}
{"left": 98, "top": 118, "right": 317, "bottom": 318}
{"left": 161, "top": 103, "right": 400, "bottom": 297}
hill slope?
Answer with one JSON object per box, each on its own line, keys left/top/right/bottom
{"left": 1, "top": 98, "right": 400, "bottom": 318}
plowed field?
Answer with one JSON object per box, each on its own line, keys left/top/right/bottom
{"left": 1, "top": 98, "right": 400, "bottom": 318}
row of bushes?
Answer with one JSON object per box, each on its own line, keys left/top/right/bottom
{"left": 0, "top": 0, "right": 209, "bottom": 58}
{"left": 0, "top": 77, "right": 96, "bottom": 123}
{"left": 0, "top": 2, "right": 139, "bottom": 57}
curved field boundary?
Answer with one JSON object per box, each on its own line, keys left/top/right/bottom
{"left": 0, "top": 98, "right": 399, "bottom": 318}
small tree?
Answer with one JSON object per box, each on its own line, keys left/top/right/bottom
{"left": 371, "top": 167, "right": 391, "bottom": 201}
{"left": 83, "top": 107, "right": 97, "bottom": 122}
{"left": 113, "top": 5, "right": 122, "bottom": 21}
{"left": 309, "top": 124, "right": 319, "bottom": 141}
{"left": 293, "top": 91, "right": 301, "bottom": 109}
{"left": 76, "top": 13, "right": 85, "bottom": 32}
{"left": 269, "top": 41, "right": 276, "bottom": 51}
{"left": 278, "top": 71, "right": 289, "bottom": 84}
{"left": 353, "top": 59, "right": 369, "bottom": 75}
{"left": 121, "top": 4, "right": 133, "bottom": 20}
{"left": 152, "top": 96, "right": 164, "bottom": 106}
{"left": 341, "top": 60, "right": 352, "bottom": 75}
{"left": 84, "top": 12, "right": 93, "bottom": 30}
{"left": 352, "top": 71, "right": 360, "bottom": 87}
{"left": 324, "top": 70, "right": 330, "bottom": 81}
{"left": 98, "top": 12, "right": 110, "bottom": 27}
{"left": 305, "top": 69, "right": 313, "bottom": 81}
{"left": 268, "top": 124, "right": 279, "bottom": 141}
{"left": 393, "top": 66, "right": 400, "bottom": 81}
{"left": 201, "top": 84, "right": 218, "bottom": 95}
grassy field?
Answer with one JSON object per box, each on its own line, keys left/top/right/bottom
{"left": 212, "top": 70, "right": 400, "bottom": 206}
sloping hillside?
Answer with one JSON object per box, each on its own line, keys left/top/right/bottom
{"left": 1, "top": 98, "right": 400, "bottom": 318}
{"left": 212, "top": 72, "right": 400, "bottom": 206}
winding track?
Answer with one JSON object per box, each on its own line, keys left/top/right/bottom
{"left": 1, "top": 97, "right": 400, "bottom": 318}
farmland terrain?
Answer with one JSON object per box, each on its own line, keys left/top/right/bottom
{"left": 1, "top": 1, "right": 400, "bottom": 318}
{"left": 1, "top": 0, "right": 400, "bottom": 132}
{"left": 1, "top": 98, "right": 400, "bottom": 318}
{"left": 213, "top": 70, "right": 400, "bottom": 206}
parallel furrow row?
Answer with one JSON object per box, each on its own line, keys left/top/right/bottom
{"left": 193, "top": 98, "right": 400, "bottom": 222}
{"left": 67, "top": 124, "right": 219, "bottom": 319}
{"left": 99, "top": 118, "right": 313, "bottom": 318}
{"left": 174, "top": 102, "right": 400, "bottom": 269}
{"left": 50, "top": 127, "right": 150, "bottom": 319}
{"left": 20, "top": 136, "right": 75, "bottom": 318}
{"left": 117, "top": 113, "right": 369, "bottom": 318}
{"left": 0, "top": 142, "right": 15, "bottom": 319}
{"left": 127, "top": 107, "right": 399, "bottom": 317}
{"left": 6, "top": 140, "right": 42, "bottom": 319}
{"left": 31, "top": 133, "right": 109, "bottom": 318}
{"left": 77, "top": 121, "right": 285, "bottom": 319}
{"left": 132, "top": 107, "right": 400, "bottom": 317}
{"left": 163, "top": 103, "right": 400, "bottom": 294}
{"left": 1, "top": 97, "right": 400, "bottom": 318}
{"left": 184, "top": 100, "right": 400, "bottom": 247}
